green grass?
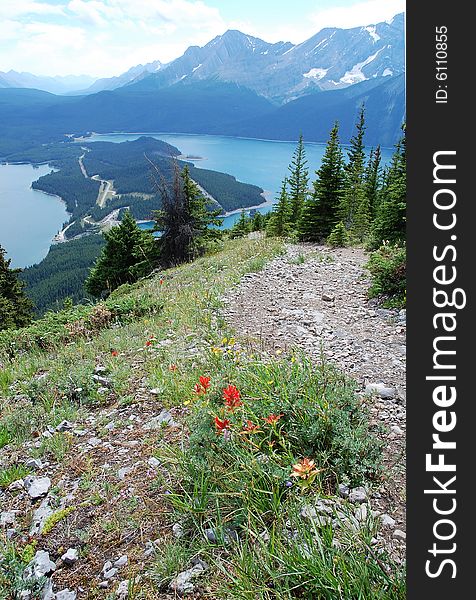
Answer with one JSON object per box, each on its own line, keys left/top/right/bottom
{"left": 0, "top": 238, "right": 404, "bottom": 597}
{"left": 0, "top": 465, "right": 31, "bottom": 489}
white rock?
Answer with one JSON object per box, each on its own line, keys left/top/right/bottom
{"left": 116, "top": 580, "right": 130, "bottom": 599}
{"left": 381, "top": 514, "right": 396, "bottom": 529}
{"left": 393, "top": 529, "right": 406, "bottom": 541}
{"left": 25, "top": 550, "right": 56, "bottom": 578}
{"left": 365, "top": 383, "right": 396, "bottom": 400}
{"left": 172, "top": 523, "right": 184, "bottom": 539}
{"left": 114, "top": 555, "right": 128, "bottom": 568}
{"left": 348, "top": 487, "right": 368, "bottom": 504}
{"left": 148, "top": 457, "right": 160, "bottom": 469}
{"left": 30, "top": 498, "right": 54, "bottom": 535}
{"left": 24, "top": 476, "right": 51, "bottom": 500}
{"left": 104, "top": 567, "right": 118, "bottom": 579}
{"left": 56, "top": 591, "right": 77, "bottom": 600}
{"left": 0, "top": 511, "right": 18, "bottom": 526}
{"left": 61, "top": 548, "right": 79, "bottom": 565}
{"left": 25, "top": 458, "right": 43, "bottom": 470}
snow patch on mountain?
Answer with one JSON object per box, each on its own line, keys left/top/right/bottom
{"left": 339, "top": 50, "right": 381, "bottom": 84}
{"left": 365, "top": 26, "right": 380, "bottom": 42}
{"left": 303, "top": 68, "right": 328, "bottom": 81}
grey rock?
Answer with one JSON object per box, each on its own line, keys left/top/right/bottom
{"left": 116, "top": 580, "right": 130, "bottom": 599}
{"left": 25, "top": 550, "right": 56, "bottom": 579}
{"left": 104, "top": 567, "right": 118, "bottom": 579}
{"left": 56, "top": 420, "right": 74, "bottom": 432}
{"left": 94, "top": 365, "right": 109, "bottom": 375}
{"left": 143, "top": 409, "right": 177, "bottom": 430}
{"left": 25, "top": 458, "right": 44, "bottom": 470}
{"left": 172, "top": 523, "right": 184, "bottom": 539}
{"left": 148, "top": 457, "right": 160, "bottom": 469}
{"left": 24, "top": 476, "right": 51, "bottom": 500}
{"left": 93, "top": 374, "right": 111, "bottom": 387}
{"left": 204, "top": 527, "right": 239, "bottom": 545}
{"left": 338, "top": 483, "right": 350, "bottom": 498}
{"left": 393, "top": 529, "right": 406, "bottom": 541}
{"left": 117, "top": 467, "right": 132, "bottom": 481}
{"left": 348, "top": 487, "right": 368, "bottom": 504}
{"left": 114, "top": 555, "right": 128, "bottom": 568}
{"left": 391, "top": 425, "right": 404, "bottom": 435}
{"left": 56, "top": 591, "right": 77, "bottom": 600}
{"left": 365, "top": 383, "right": 396, "bottom": 400}
{"left": 102, "top": 561, "right": 113, "bottom": 573}
{"left": 1, "top": 511, "right": 18, "bottom": 526}
{"left": 61, "top": 548, "right": 79, "bottom": 565}
{"left": 355, "top": 504, "right": 368, "bottom": 522}
{"left": 87, "top": 437, "right": 102, "bottom": 448}
{"left": 30, "top": 498, "right": 54, "bottom": 535}
{"left": 381, "top": 514, "right": 396, "bottom": 529}
{"left": 300, "top": 506, "right": 332, "bottom": 527}
{"left": 168, "top": 559, "right": 208, "bottom": 595}
{"left": 7, "top": 479, "right": 24, "bottom": 491}
{"left": 98, "top": 582, "right": 109, "bottom": 589}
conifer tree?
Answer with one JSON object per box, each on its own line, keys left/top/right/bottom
{"left": 267, "top": 178, "right": 291, "bottom": 237}
{"left": 299, "top": 122, "right": 344, "bottom": 241}
{"left": 339, "top": 106, "right": 366, "bottom": 229}
{"left": 229, "top": 210, "right": 250, "bottom": 238}
{"left": 287, "top": 134, "right": 309, "bottom": 226}
{"left": 85, "top": 211, "right": 154, "bottom": 297}
{"left": 369, "top": 128, "right": 406, "bottom": 249}
{"left": 0, "top": 244, "right": 33, "bottom": 330}
{"left": 365, "top": 145, "right": 382, "bottom": 219}
{"left": 251, "top": 211, "right": 264, "bottom": 231}
{"left": 153, "top": 164, "right": 221, "bottom": 267}
{"left": 327, "top": 221, "right": 348, "bottom": 248}
{"left": 352, "top": 187, "right": 372, "bottom": 242}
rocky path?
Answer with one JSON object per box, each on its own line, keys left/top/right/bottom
{"left": 223, "top": 243, "right": 407, "bottom": 550}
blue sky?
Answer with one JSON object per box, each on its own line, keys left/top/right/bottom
{"left": 0, "top": 0, "right": 405, "bottom": 78}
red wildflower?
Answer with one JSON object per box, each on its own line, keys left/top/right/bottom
{"left": 159, "top": 279, "right": 164, "bottom": 285}
{"left": 214, "top": 416, "right": 230, "bottom": 432}
{"left": 193, "top": 383, "right": 203, "bottom": 395}
{"left": 145, "top": 341, "right": 152, "bottom": 347}
{"left": 111, "top": 350, "right": 118, "bottom": 357}
{"left": 223, "top": 385, "right": 242, "bottom": 411}
{"left": 199, "top": 376, "right": 211, "bottom": 391}
{"left": 240, "top": 420, "right": 262, "bottom": 435}
{"left": 169, "top": 364, "right": 178, "bottom": 372}
{"left": 263, "top": 413, "right": 284, "bottom": 425}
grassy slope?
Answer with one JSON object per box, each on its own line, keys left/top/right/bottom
{"left": 0, "top": 238, "right": 405, "bottom": 599}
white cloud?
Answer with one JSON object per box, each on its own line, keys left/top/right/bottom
{"left": 0, "top": 0, "right": 405, "bottom": 78}
{"left": 0, "top": 1, "right": 65, "bottom": 19}
{"left": 309, "top": 0, "right": 405, "bottom": 32}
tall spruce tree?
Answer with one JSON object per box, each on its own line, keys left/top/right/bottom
{"left": 267, "top": 178, "right": 291, "bottom": 237}
{"left": 287, "top": 134, "right": 309, "bottom": 227}
{"left": 85, "top": 211, "right": 154, "bottom": 297}
{"left": 339, "top": 106, "right": 366, "bottom": 230}
{"left": 365, "top": 145, "right": 382, "bottom": 219}
{"left": 299, "top": 122, "right": 344, "bottom": 241}
{"left": 153, "top": 164, "right": 221, "bottom": 267}
{"left": 0, "top": 245, "right": 33, "bottom": 330}
{"left": 369, "top": 128, "right": 406, "bottom": 249}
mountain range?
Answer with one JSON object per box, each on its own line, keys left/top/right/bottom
{"left": 2, "top": 14, "right": 404, "bottom": 104}
{"left": 0, "top": 14, "right": 405, "bottom": 150}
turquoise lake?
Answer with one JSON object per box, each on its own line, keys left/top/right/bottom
{"left": 0, "top": 163, "right": 68, "bottom": 268}
{"left": 0, "top": 134, "right": 394, "bottom": 267}
{"left": 86, "top": 133, "right": 394, "bottom": 230}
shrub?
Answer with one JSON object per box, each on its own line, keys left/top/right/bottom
{"left": 366, "top": 243, "right": 406, "bottom": 307}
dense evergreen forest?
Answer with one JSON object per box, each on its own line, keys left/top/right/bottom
{"left": 32, "top": 160, "right": 101, "bottom": 220}
{"left": 20, "top": 235, "right": 105, "bottom": 315}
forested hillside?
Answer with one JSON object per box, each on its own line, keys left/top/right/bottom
{"left": 20, "top": 235, "right": 105, "bottom": 314}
